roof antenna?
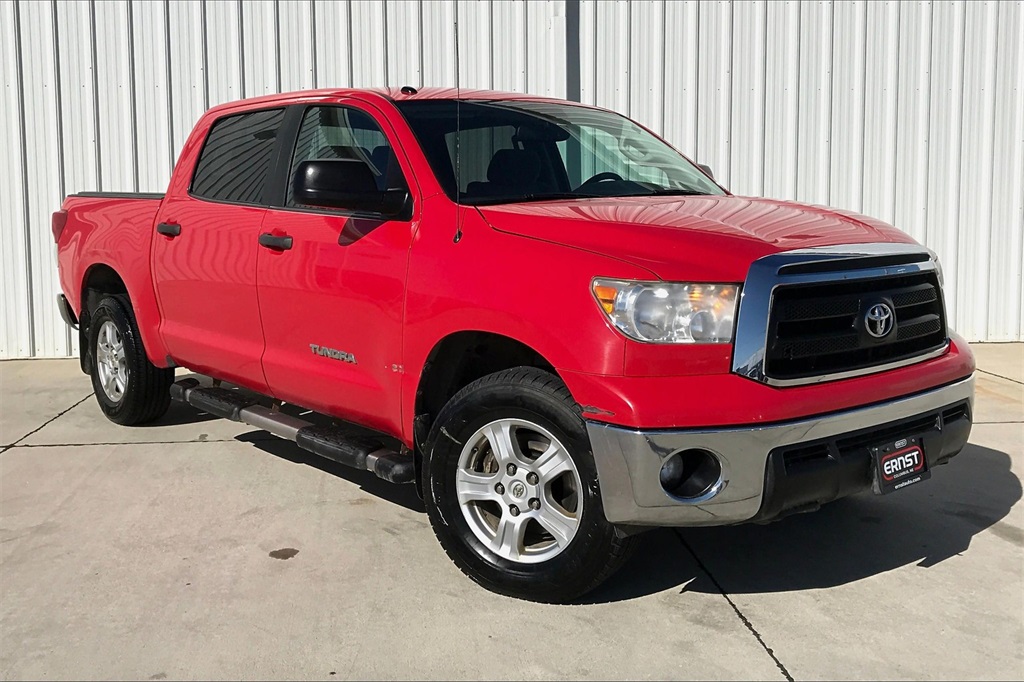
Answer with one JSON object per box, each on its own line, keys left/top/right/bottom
{"left": 453, "top": 1, "right": 463, "bottom": 244}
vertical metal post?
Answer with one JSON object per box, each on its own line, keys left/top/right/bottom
{"left": 565, "top": 0, "right": 581, "bottom": 103}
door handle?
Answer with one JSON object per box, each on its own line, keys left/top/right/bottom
{"left": 259, "top": 233, "right": 293, "bottom": 251}
{"left": 156, "top": 222, "right": 181, "bottom": 237}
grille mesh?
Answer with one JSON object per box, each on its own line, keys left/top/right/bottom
{"left": 765, "top": 272, "right": 947, "bottom": 381}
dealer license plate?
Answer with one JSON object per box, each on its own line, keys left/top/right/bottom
{"left": 871, "top": 435, "right": 931, "bottom": 495}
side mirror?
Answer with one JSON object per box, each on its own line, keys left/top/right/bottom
{"left": 697, "top": 163, "right": 714, "bottom": 180}
{"left": 293, "top": 159, "right": 409, "bottom": 218}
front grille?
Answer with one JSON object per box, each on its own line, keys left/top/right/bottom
{"left": 764, "top": 272, "right": 947, "bottom": 381}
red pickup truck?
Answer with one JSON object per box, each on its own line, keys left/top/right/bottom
{"left": 53, "top": 87, "right": 975, "bottom": 602}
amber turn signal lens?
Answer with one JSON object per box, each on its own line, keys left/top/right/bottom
{"left": 593, "top": 284, "right": 618, "bottom": 314}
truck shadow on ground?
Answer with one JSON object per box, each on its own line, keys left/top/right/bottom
{"left": 584, "top": 443, "right": 1021, "bottom": 604}
{"left": 147, "top": 399, "right": 222, "bottom": 427}
{"left": 235, "top": 430, "right": 426, "bottom": 513}
{"left": 168, "top": 384, "right": 1018, "bottom": 604}
{"left": 236, "top": 422, "right": 1019, "bottom": 602}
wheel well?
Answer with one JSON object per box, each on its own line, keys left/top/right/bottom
{"left": 413, "top": 331, "right": 558, "bottom": 451}
{"left": 78, "top": 265, "right": 129, "bottom": 374}
{"left": 82, "top": 264, "right": 128, "bottom": 314}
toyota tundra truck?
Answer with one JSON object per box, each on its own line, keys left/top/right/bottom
{"left": 52, "top": 87, "right": 975, "bottom": 602}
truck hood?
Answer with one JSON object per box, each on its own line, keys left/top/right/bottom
{"left": 478, "top": 195, "right": 917, "bottom": 282}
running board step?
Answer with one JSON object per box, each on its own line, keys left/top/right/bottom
{"left": 170, "top": 379, "right": 415, "bottom": 484}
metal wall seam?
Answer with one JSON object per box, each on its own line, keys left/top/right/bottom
{"left": 167, "top": 1, "right": 205, "bottom": 155}
{"left": 19, "top": 0, "right": 64, "bottom": 357}
{"left": 893, "top": 0, "right": 930, "bottom": 246}
{"left": 457, "top": 0, "right": 492, "bottom": 92}
{"left": 695, "top": 0, "right": 733, "bottom": 187}
{"left": 312, "top": 0, "right": 353, "bottom": 89}
{"left": 925, "top": 1, "right": 966, "bottom": 334}
{"left": 386, "top": 0, "right": 421, "bottom": 88}
{"left": 132, "top": 0, "right": 173, "bottom": 191}
{"left": 490, "top": 0, "right": 526, "bottom": 93}
{"left": 205, "top": 0, "right": 243, "bottom": 108}
{"left": 350, "top": 0, "right": 386, "bottom": 87}
{"left": 591, "top": 1, "right": 629, "bottom": 114}
{"left": 730, "top": 0, "right": 767, "bottom": 197}
{"left": 95, "top": 1, "right": 137, "bottom": 193}
{"left": 956, "top": 2, "right": 999, "bottom": 342}
{"left": 861, "top": 1, "right": 900, "bottom": 226}
{"left": 525, "top": 1, "right": 566, "bottom": 99}
{"left": 1, "top": 0, "right": 32, "bottom": 358}
{"left": 241, "top": 0, "right": 277, "bottom": 96}
{"left": 795, "top": 0, "right": 832, "bottom": 206}
{"left": 660, "top": 0, "right": 699, "bottom": 158}
{"left": 988, "top": 1, "right": 1024, "bottom": 341}
{"left": 277, "top": 0, "right": 314, "bottom": 93}
{"left": 762, "top": 0, "right": 801, "bottom": 200}
{"left": 577, "top": 0, "right": 595, "bottom": 106}
{"left": 421, "top": 1, "right": 455, "bottom": 88}
{"left": 628, "top": 1, "right": 665, "bottom": 137}
{"left": 829, "top": 0, "right": 867, "bottom": 214}
{"left": 54, "top": 1, "right": 96, "bottom": 200}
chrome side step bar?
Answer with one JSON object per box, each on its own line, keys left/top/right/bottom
{"left": 170, "top": 379, "right": 415, "bottom": 484}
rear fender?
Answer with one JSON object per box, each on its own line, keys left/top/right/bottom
{"left": 57, "top": 196, "right": 171, "bottom": 368}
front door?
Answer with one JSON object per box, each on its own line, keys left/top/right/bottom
{"left": 257, "top": 104, "right": 415, "bottom": 437}
{"left": 152, "top": 107, "right": 286, "bottom": 392}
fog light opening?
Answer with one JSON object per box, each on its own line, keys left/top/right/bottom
{"left": 659, "top": 449, "right": 723, "bottom": 500}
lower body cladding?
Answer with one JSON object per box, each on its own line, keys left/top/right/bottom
{"left": 587, "top": 375, "right": 975, "bottom": 527}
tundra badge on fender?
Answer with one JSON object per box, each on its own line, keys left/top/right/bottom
{"left": 309, "top": 344, "right": 357, "bottom": 364}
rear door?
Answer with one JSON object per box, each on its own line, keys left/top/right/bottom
{"left": 152, "top": 108, "right": 285, "bottom": 391}
{"left": 256, "top": 103, "right": 415, "bottom": 436}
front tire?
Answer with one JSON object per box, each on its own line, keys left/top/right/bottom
{"left": 89, "top": 295, "right": 173, "bottom": 425}
{"left": 423, "top": 367, "right": 636, "bottom": 603}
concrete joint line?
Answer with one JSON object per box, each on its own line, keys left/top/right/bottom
{"left": 11, "top": 436, "right": 282, "bottom": 448}
{"left": 674, "top": 530, "right": 795, "bottom": 682}
{"left": 977, "top": 368, "right": 1024, "bottom": 386}
{"left": 0, "top": 393, "right": 94, "bottom": 452}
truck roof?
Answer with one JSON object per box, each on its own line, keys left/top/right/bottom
{"left": 204, "top": 86, "right": 564, "bottom": 118}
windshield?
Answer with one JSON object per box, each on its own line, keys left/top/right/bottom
{"left": 395, "top": 100, "right": 724, "bottom": 205}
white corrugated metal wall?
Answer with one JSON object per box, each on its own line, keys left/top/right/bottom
{"left": 1, "top": 0, "right": 1021, "bottom": 359}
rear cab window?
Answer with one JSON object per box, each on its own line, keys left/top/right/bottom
{"left": 190, "top": 108, "right": 286, "bottom": 205}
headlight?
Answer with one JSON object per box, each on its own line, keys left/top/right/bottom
{"left": 592, "top": 279, "right": 739, "bottom": 344}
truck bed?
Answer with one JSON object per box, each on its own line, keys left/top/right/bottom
{"left": 55, "top": 192, "right": 167, "bottom": 362}
{"left": 71, "top": 191, "right": 165, "bottom": 200}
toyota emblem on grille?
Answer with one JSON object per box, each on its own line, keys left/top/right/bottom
{"left": 865, "top": 303, "right": 895, "bottom": 338}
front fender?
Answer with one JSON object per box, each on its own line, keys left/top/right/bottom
{"left": 399, "top": 203, "right": 653, "bottom": 444}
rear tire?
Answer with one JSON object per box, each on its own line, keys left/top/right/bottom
{"left": 88, "top": 294, "right": 173, "bottom": 425}
{"left": 423, "top": 367, "right": 637, "bottom": 603}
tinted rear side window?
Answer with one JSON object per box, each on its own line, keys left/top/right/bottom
{"left": 191, "top": 108, "right": 285, "bottom": 204}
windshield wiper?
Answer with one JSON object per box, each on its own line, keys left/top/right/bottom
{"left": 470, "top": 192, "right": 601, "bottom": 206}
{"left": 636, "top": 188, "right": 711, "bottom": 197}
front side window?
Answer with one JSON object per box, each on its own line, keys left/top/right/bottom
{"left": 396, "top": 100, "right": 723, "bottom": 205}
{"left": 287, "top": 106, "right": 403, "bottom": 207}
{"left": 191, "top": 108, "right": 285, "bottom": 204}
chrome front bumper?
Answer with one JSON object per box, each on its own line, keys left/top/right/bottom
{"left": 587, "top": 375, "right": 975, "bottom": 527}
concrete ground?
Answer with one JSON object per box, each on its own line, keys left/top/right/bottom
{"left": 1, "top": 345, "right": 1021, "bottom": 681}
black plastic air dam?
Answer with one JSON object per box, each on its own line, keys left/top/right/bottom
{"left": 750, "top": 398, "right": 972, "bottom": 523}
